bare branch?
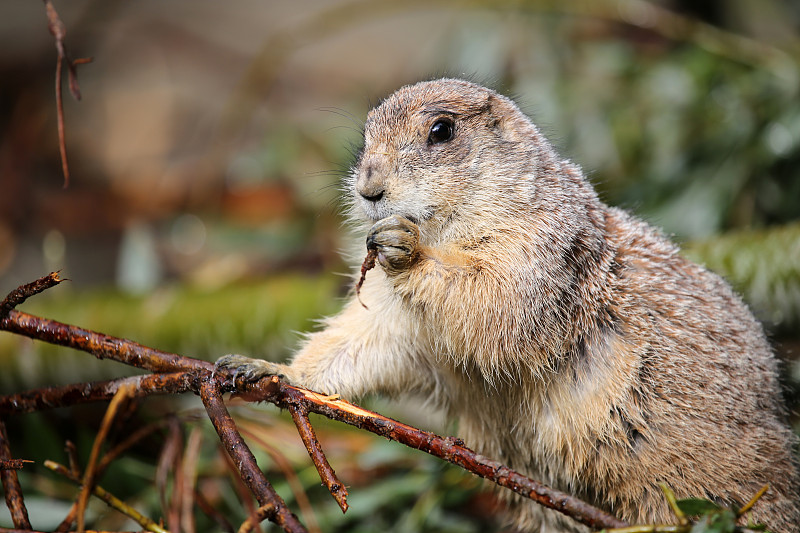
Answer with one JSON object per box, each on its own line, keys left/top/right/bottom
{"left": 199, "top": 378, "right": 307, "bottom": 533}
{"left": 76, "top": 384, "right": 135, "bottom": 532}
{"left": 238, "top": 377, "right": 629, "bottom": 530}
{"left": 0, "top": 460, "right": 32, "bottom": 471}
{"left": 0, "top": 420, "right": 32, "bottom": 529}
{"left": 288, "top": 404, "right": 348, "bottom": 513}
{"left": 0, "top": 310, "right": 212, "bottom": 374}
{"left": 0, "top": 272, "right": 63, "bottom": 319}
{"left": 0, "top": 373, "right": 196, "bottom": 416}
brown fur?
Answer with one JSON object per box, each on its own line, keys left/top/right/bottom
{"left": 218, "top": 79, "right": 800, "bottom": 531}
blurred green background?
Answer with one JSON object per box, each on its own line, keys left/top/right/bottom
{"left": 1, "top": 0, "right": 799, "bottom": 531}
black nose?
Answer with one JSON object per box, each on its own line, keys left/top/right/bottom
{"left": 360, "top": 188, "right": 384, "bottom": 202}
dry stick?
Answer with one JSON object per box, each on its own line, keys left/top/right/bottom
{"left": 55, "top": 442, "right": 84, "bottom": 532}
{"left": 76, "top": 383, "right": 135, "bottom": 533}
{"left": 0, "top": 271, "right": 63, "bottom": 318}
{"left": 45, "top": 460, "right": 169, "bottom": 533}
{"left": 199, "top": 378, "right": 307, "bottom": 533}
{"left": 195, "top": 487, "right": 235, "bottom": 533}
{"left": 237, "top": 504, "right": 280, "bottom": 533}
{"left": 0, "top": 373, "right": 196, "bottom": 417}
{"left": 237, "top": 422, "right": 322, "bottom": 533}
{"left": 66, "top": 441, "right": 81, "bottom": 477}
{"left": 181, "top": 428, "right": 203, "bottom": 533}
{"left": 221, "top": 452, "right": 263, "bottom": 533}
{"left": 43, "top": 0, "right": 92, "bottom": 188}
{"left": 354, "top": 247, "right": 377, "bottom": 309}
{"left": 0, "top": 420, "right": 32, "bottom": 529}
{"left": 288, "top": 404, "right": 348, "bottom": 513}
{"left": 0, "top": 460, "right": 32, "bottom": 471}
{"left": 0, "top": 309, "right": 213, "bottom": 374}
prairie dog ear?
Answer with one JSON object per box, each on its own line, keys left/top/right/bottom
{"left": 486, "top": 93, "right": 530, "bottom": 141}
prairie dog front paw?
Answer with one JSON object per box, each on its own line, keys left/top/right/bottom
{"left": 366, "top": 215, "right": 420, "bottom": 274}
{"left": 215, "top": 354, "right": 291, "bottom": 384}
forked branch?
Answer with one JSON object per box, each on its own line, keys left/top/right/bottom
{"left": 0, "top": 274, "right": 628, "bottom": 531}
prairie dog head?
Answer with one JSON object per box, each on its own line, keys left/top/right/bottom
{"left": 349, "top": 79, "right": 542, "bottom": 240}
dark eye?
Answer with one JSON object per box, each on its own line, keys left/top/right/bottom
{"left": 428, "top": 118, "right": 454, "bottom": 145}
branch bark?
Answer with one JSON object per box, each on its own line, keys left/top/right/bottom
{"left": 199, "top": 378, "right": 307, "bottom": 533}
{"left": 0, "top": 420, "right": 32, "bottom": 529}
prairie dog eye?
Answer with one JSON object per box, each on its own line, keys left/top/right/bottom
{"left": 428, "top": 118, "right": 454, "bottom": 145}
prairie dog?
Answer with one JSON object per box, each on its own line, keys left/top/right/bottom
{"left": 217, "top": 79, "right": 800, "bottom": 531}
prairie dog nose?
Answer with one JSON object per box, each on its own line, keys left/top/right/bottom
{"left": 356, "top": 157, "right": 386, "bottom": 202}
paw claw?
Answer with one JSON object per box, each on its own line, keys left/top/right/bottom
{"left": 213, "top": 354, "right": 286, "bottom": 384}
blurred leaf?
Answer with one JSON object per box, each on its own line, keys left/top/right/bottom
{"left": 677, "top": 497, "right": 722, "bottom": 516}
{"left": 684, "top": 221, "right": 800, "bottom": 333}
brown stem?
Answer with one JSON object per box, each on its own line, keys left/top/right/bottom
{"left": 236, "top": 504, "right": 279, "bottom": 533}
{"left": 0, "top": 373, "right": 196, "bottom": 417}
{"left": 288, "top": 404, "right": 348, "bottom": 513}
{"left": 237, "top": 422, "right": 322, "bottom": 533}
{"left": 0, "top": 420, "right": 32, "bottom": 529}
{"left": 76, "top": 384, "right": 135, "bottom": 533}
{"left": 0, "top": 460, "right": 32, "bottom": 470}
{"left": 198, "top": 378, "right": 307, "bottom": 533}
{"left": 195, "top": 487, "right": 235, "bottom": 533}
{"left": 0, "top": 272, "right": 63, "bottom": 318}
{"left": 42, "top": 0, "right": 92, "bottom": 188}
{"left": 0, "top": 310, "right": 212, "bottom": 374}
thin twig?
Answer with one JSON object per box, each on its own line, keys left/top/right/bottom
{"left": 236, "top": 504, "right": 279, "bottom": 533}
{"left": 0, "top": 420, "right": 31, "bottom": 529}
{"left": 0, "top": 373, "right": 196, "bottom": 417}
{"left": 738, "top": 484, "right": 769, "bottom": 516}
{"left": 0, "top": 310, "right": 212, "bottom": 374}
{"left": 198, "top": 378, "right": 307, "bottom": 533}
{"left": 195, "top": 487, "right": 235, "bottom": 533}
{"left": 238, "top": 422, "right": 322, "bottom": 533}
{"left": 181, "top": 427, "right": 203, "bottom": 533}
{"left": 66, "top": 441, "right": 81, "bottom": 477}
{"left": 42, "top": 0, "right": 93, "bottom": 188}
{"left": 45, "top": 460, "right": 169, "bottom": 533}
{"left": 77, "top": 383, "right": 135, "bottom": 533}
{"left": 288, "top": 404, "right": 348, "bottom": 513}
{"left": 0, "top": 271, "right": 63, "bottom": 318}
{"left": 220, "top": 452, "right": 262, "bottom": 533}
{"left": 0, "top": 460, "right": 32, "bottom": 470}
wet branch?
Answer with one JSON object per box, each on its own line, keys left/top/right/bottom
{"left": 289, "top": 404, "right": 348, "bottom": 513}
{"left": 0, "top": 421, "right": 31, "bottom": 529}
{"left": 199, "top": 378, "right": 306, "bottom": 533}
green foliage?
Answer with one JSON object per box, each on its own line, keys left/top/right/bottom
{"left": 676, "top": 498, "right": 722, "bottom": 517}
{"left": 683, "top": 222, "right": 800, "bottom": 334}
{"left": 0, "top": 274, "right": 344, "bottom": 393}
